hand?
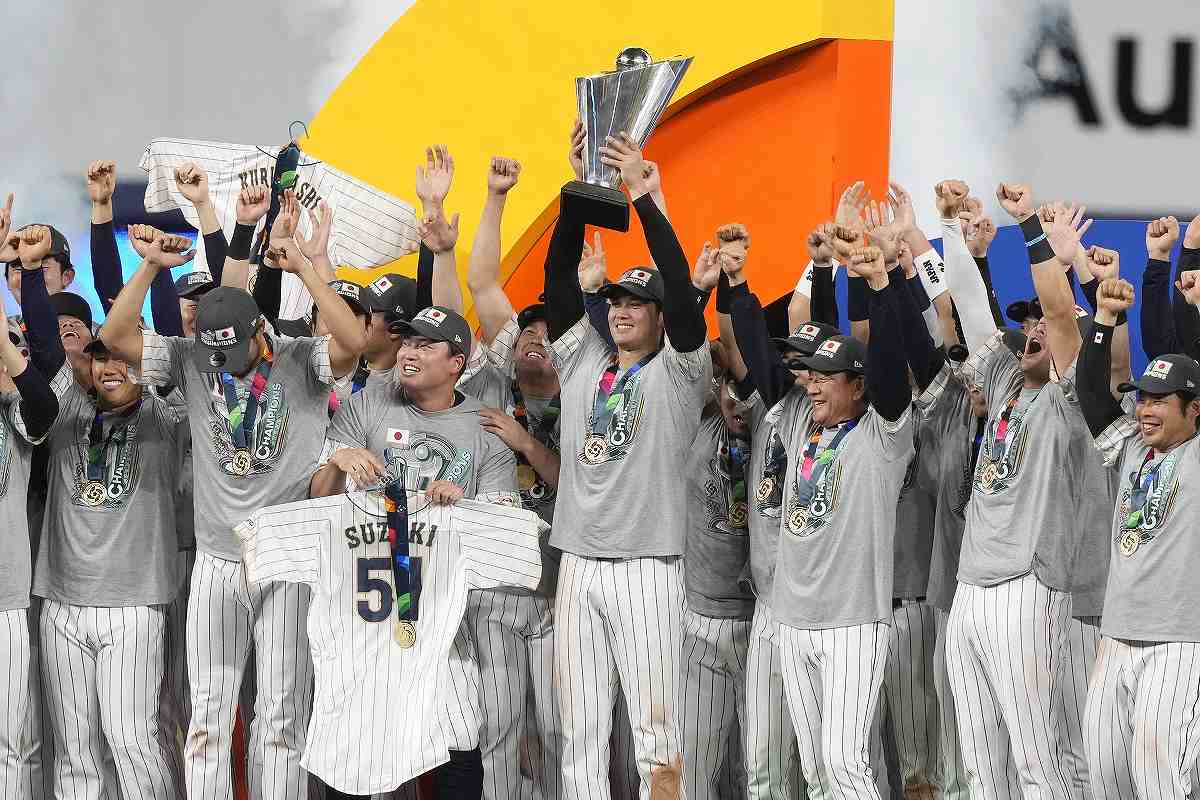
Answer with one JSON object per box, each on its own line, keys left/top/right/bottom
{"left": 691, "top": 242, "right": 721, "bottom": 292}
{"left": 236, "top": 185, "right": 271, "bottom": 225}
{"left": 807, "top": 224, "right": 834, "bottom": 264}
{"left": 329, "top": 447, "right": 386, "bottom": 488}
{"left": 898, "top": 240, "right": 915, "bottom": 279}
{"left": 578, "top": 232, "right": 607, "bottom": 292}
{"left": 649, "top": 756, "right": 683, "bottom": 800}
{"left": 297, "top": 201, "right": 333, "bottom": 261}
{"left": 478, "top": 408, "right": 535, "bottom": 454}
{"left": 17, "top": 225, "right": 53, "bottom": 267}
{"left": 569, "top": 119, "right": 585, "bottom": 181}
{"left": 425, "top": 479, "right": 465, "bottom": 506}
{"left": 966, "top": 216, "right": 997, "bottom": 258}
{"left": 830, "top": 224, "right": 862, "bottom": 261}
{"left": 1184, "top": 216, "right": 1200, "bottom": 249}
{"left": 598, "top": 132, "right": 649, "bottom": 197}
{"left": 415, "top": 144, "right": 454, "bottom": 210}
{"left": 129, "top": 224, "right": 195, "bottom": 270}
{"left": 835, "top": 181, "right": 868, "bottom": 227}
{"left": 847, "top": 245, "right": 887, "bottom": 288}
{"left": 641, "top": 160, "right": 662, "bottom": 197}
{"left": 487, "top": 156, "right": 521, "bottom": 195}
{"left": 173, "top": 162, "right": 211, "bottom": 207}
{"left": 934, "top": 179, "right": 969, "bottom": 219}
{"left": 1045, "top": 202, "right": 1093, "bottom": 266}
{"left": 86, "top": 160, "right": 117, "bottom": 205}
{"left": 0, "top": 193, "right": 14, "bottom": 262}
{"left": 887, "top": 181, "right": 917, "bottom": 235}
{"left": 863, "top": 200, "right": 901, "bottom": 264}
{"left": 418, "top": 209, "right": 460, "bottom": 254}
{"left": 1146, "top": 216, "right": 1180, "bottom": 260}
{"left": 1096, "top": 278, "right": 1135, "bottom": 318}
{"left": 1085, "top": 245, "right": 1120, "bottom": 282}
{"left": 269, "top": 190, "right": 300, "bottom": 248}
{"left": 995, "top": 182, "right": 1034, "bottom": 222}
{"left": 1178, "top": 270, "right": 1200, "bottom": 306}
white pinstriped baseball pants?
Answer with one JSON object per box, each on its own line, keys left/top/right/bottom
{"left": 743, "top": 602, "right": 803, "bottom": 800}
{"left": 883, "top": 601, "right": 939, "bottom": 799}
{"left": 554, "top": 554, "right": 685, "bottom": 800}
{"left": 0, "top": 609, "right": 32, "bottom": 799}
{"left": 185, "top": 552, "right": 313, "bottom": 800}
{"left": 945, "top": 574, "right": 1074, "bottom": 800}
{"left": 1058, "top": 617, "right": 1100, "bottom": 800}
{"left": 40, "top": 600, "right": 181, "bottom": 800}
{"left": 1084, "top": 637, "right": 1200, "bottom": 800}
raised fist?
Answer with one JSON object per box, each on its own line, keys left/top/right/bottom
{"left": 807, "top": 224, "right": 834, "bottom": 264}
{"left": 236, "top": 185, "right": 271, "bottom": 225}
{"left": 830, "top": 224, "right": 861, "bottom": 261}
{"left": 847, "top": 246, "right": 885, "bottom": 283}
{"left": 1085, "top": 245, "right": 1120, "bottom": 282}
{"left": 415, "top": 144, "right": 454, "bottom": 209}
{"left": 578, "top": 232, "right": 607, "bottom": 292}
{"left": 1096, "top": 278, "right": 1135, "bottom": 316}
{"left": 174, "top": 162, "right": 211, "bottom": 206}
{"left": 487, "top": 157, "right": 521, "bottom": 195}
{"left": 995, "top": 182, "right": 1034, "bottom": 221}
{"left": 129, "top": 224, "right": 194, "bottom": 269}
{"left": 1146, "top": 216, "right": 1180, "bottom": 260}
{"left": 934, "top": 179, "right": 969, "bottom": 219}
{"left": 86, "top": 160, "right": 117, "bottom": 205}
{"left": 967, "top": 216, "right": 997, "bottom": 258}
{"left": 1178, "top": 270, "right": 1200, "bottom": 307}
{"left": 17, "top": 225, "right": 52, "bottom": 267}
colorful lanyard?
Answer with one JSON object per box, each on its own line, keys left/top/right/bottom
{"left": 512, "top": 380, "right": 561, "bottom": 446}
{"left": 85, "top": 402, "right": 141, "bottom": 482}
{"left": 328, "top": 359, "right": 370, "bottom": 417}
{"left": 1124, "top": 447, "right": 1183, "bottom": 529}
{"left": 794, "top": 418, "right": 859, "bottom": 506}
{"left": 219, "top": 351, "right": 274, "bottom": 449}
{"left": 590, "top": 352, "right": 656, "bottom": 435}
{"left": 718, "top": 426, "right": 750, "bottom": 504}
{"left": 384, "top": 477, "right": 419, "bottom": 622}
{"left": 989, "top": 389, "right": 1038, "bottom": 463}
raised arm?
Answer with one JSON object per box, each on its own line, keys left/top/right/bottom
{"left": 295, "top": 199, "right": 339, "bottom": 284}
{"left": 790, "top": 224, "right": 839, "bottom": 330}
{"left": 1174, "top": 216, "right": 1200, "bottom": 360}
{"left": 1077, "top": 279, "right": 1134, "bottom": 436}
{"left": 964, "top": 212, "right": 1005, "bottom": 327}
{"left": 893, "top": 181, "right": 956, "bottom": 346}
{"left": 466, "top": 157, "right": 521, "bottom": 344}
{"left": 86, "top": 160, "right": 124, "bottom": 313}
{"left": 1143, "top": 216, "right": 1181, "bottom": 360}
{"left": 101, "top": 227, "right": 195, "bottom": 366}
{"left": 0, "top": 301, "right": 57, "bottom": 439}
{"left": 936, "top": 181, "right": 998, "bottom": 353}
{"left": 223, "top": 185, "right": 271, "bottom": 293}
{"left": 850, "top": 246, "right": 911, "bottom": 422}
{"left": 724, "top": 247, "right": 795, "bottom": 407}
{"left": 15, "top": 226, "right": 66, "bottom": 380}
{"left": 1081, "top": 245, "right": 1131, "bottom": 394}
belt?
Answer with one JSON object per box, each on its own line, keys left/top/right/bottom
{"left": 893, "top": 595, "right": 926, "bottom": 609}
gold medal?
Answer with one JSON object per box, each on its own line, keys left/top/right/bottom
{"left": 1119, "top": 531, "right": 1140, "bottom": 557}
{"left": 582, "top": 435, "right": 607, "bottom": 464}
{"left": 80, "top": 481, "right": 107, "bottom": 507}
{"left": 756, "top": 477, "right": 775, "bottom": 503}
{"left": 979, "top": 462, "right": 998, "bottom": 492}
{"left": 788, "top": 506, "right": 808, "bottom": 533}
{"left": 394, "top": 620, "right": 417, "bottom": 648}
{"left": 517, "top": 464, "right": 538, "bottom": 491}
{"left": 728, "top": 501, "right": 748, "bottom": 528}
{"left": 230, "top": 449, "right": 252, "bottom": 476}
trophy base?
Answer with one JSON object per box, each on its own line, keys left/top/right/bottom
{"left": 561, "top": 181, "right": 630, "bottom": 232}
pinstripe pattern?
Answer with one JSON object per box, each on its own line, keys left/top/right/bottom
{"left": 932, "top": 610, "right": 969, "bottom": 800}
{"left": 39, "top": 600, "right": 180, "bottom": 800}
{"left": 555, "top": 553, "right": 684, "bottom": 800}
{"left": 777, "top": 621, "right": 890, "bottom": 800}
{"left": 431, "top": 625, "right": 485, "bottom": 753}
{"left": 465, "top": 589, "right": 560, "bottom": 800}
{"left": 609, "top": 688, "right": 640, "bottom": 800}
{"left": 883, "top": 602, "right": 938, "bottom": 798}
{"left": 1084, "top": 637, "right": 1200, "bottom": 800}
{"left": 20, "top": 613, "right": 56, "bottom": 800}
{"left": 742, "top": 602, "right": 802, "bottom": 800}
{"left": 160, "top": 549, "right": 194, "bottom": 753}
{"left": 1, "top": 609, "right": 31, "bottom": 799}
{"left": 184, "top": 552, "right": 313, "bottom": 800}
{"left": 678, "top": 611, "right": 750, "bottom": 800}
{"left": 945, "top": 575, "right": 1073, "bottom": 799}
{"left": 1058, "top": 617, "right": 1099, "bottom": 800}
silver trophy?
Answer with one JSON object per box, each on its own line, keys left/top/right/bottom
{"left": 562, "top": 48, "right": 692, "bottom": 231}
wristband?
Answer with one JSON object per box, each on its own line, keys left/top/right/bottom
{"left": 229, "top": 223, "right": 256, "bottom": 261}
{"left": 1019, "top": 215, "right": 1055, "bottom": 263}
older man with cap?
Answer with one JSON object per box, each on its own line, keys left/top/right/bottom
{"left": 100, "top": 222, "right": 365, "bottom": 800}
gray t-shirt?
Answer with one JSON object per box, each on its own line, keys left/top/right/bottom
{"left": 743, "top": 390, "right": 806, "bottom": 603}
{"left": 1070, "top": 435, "right": 1118, "bottom": 619}
{"left": 684, "top": 414, "right": 755, "bottom": 619}
{"left": 772, "top": 401, "right": 916, "bottom": 630}
{"left": 1096, "top": 417, "right": 1200, "bottom": 642}
{"left": 546, "top": 317, "right": 710, "bottom": 558}
{"left": 162, "top": 387, "right": 195, "bottom": 551}
{"left": 0, "top": 386, "right": 48, "bottom": 612}
{"left": 137, "top": 331, "right": 334, "bottom": 560}
{"left": 958, "top": 331, "right": 1088, "bottom": 591}
{"left": 893, "top": 411, "right": 936, "bottom": 599}
{"left": 34, "top": 378, "right": 183, "bottom": 606}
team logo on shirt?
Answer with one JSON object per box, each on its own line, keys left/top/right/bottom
{"left": 1115, "top": 450, "right": 1182, "bottom": 556}
{"left": 580, "top": 376, "right": 646, "bottom": 466}
{"left": 0, "top": 420, "right": 11, "bottom": 499}
{"left": 384, "top": 431, "right": 474, "bottom": 495}
{"left": 972, "top": 408, "right": 1032, "bottom": 496}
{"left": 754, "top": 403, "right": 788, "bottom": 518}
{"left": 70, "top": 416, "right": 142, "bottom": 509}
{"left": 703, "top": 448, "right": 749, "bottom": 536}
{"left": 785, "top": 459, "right": 844, "bottom": 538}
{"left": 206, "top": 378, "right": 291, "bottom": 476}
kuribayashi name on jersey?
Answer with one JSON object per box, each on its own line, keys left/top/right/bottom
{"left": 344, "top": 520, "right": 440, "bottom": 549}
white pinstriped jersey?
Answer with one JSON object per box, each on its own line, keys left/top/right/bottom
{"left": 236, "top": 491, "right": 546, "bottom": 794}
{"left": 139, "top": 138, "right": 418, "bottom": 320}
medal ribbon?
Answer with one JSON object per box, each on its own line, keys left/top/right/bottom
{"left": 794, "top": 418, "right": 859, "bottom": 507}
{"left": 220, "top": 350, "right": 274, "bottom": 450}
{"left": 85, "top": 401, "right": 142, "bottom": 482}
{"left": 590, "top": 352, "right": 656, "bottom": 436}
{"left": 384, "top": 476, "right": 420, "bottom": 622}
{"left": 718, "top": 426, "right": 750, "bottom": 507}
{"left": 512, "top": 380, "right": 561, "bottom": 453}
{"left": 1123, "top": 444, "right": 1188, "bottom": 529}
{"left": 328, "top": 358, "right": 370, "bottom": 417}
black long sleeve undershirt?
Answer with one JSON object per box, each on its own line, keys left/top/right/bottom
{"left": 584, "top": 291, "right": 616, "bottom": 350}
{"left": 1174, "top": 247, "right": 1200, "bottom": 361}
{"left": 974, "top": 256, "right": 1005, "bottom": 328}
{"left": 809, "top": 265, "right": 839, "bottom": 327}
{"left": 90, "top": 221, "right": 123, "bottom": 314}
{"left": 729, "top": 281, "right": 795, "bottom": 409}
{"left": 19, "top": 268, "right": 65, "bottom": 381}
{"left": 415, "top": 244, "right": 434, "bottom": 312}
{"left": 632, "top": 195, "right": 706, "bottom": 352}
{"left": 542, "top": 209, "right": 587, "bottom": 343}
{"left": 11, "top": 364, "right": 58, "bottom": 441}
{"left": 1076, "top": 320, "right": 1124, "bottom": 437}
{"left": 891, "top": 270, "right": 944, "bottom": 391}
{"left": 1141, "top": 258, "right": 1176, "bottom": 360}
{"left": 866, "top": 278, "right": 922, "bottom": 421}
{"left": 252, "top": 264, "right": 284, "bottom": 323}
{"left": 847, "top": 276, "right": 869, "bottom": 322}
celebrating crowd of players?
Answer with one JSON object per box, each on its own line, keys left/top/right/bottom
{"left": 2, "top": 122, "right": 1200, "bottom": 800}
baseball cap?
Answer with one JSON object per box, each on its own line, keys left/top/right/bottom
{"left": 327, "top": 279, "right": 367, "bottom": 317}
{"left": 50, "top": 292, "right": 93, "bottom": 329}
{"left": 597, "top": 268, "right": 664, "bottom": 304}
{"left": 174, "top": 270, "right": 215, "bottom": 299}
{"left": 773, "top": 322, "right": 840, "bottom": 357}
{"left": 517, "top": 303, "right": 547, "bottom": 330}
{"left": 6, "top": 225, "right": 72, "bottom": 270}
{"left": 193, "top": 287, "right": 264, "bottom": 374}
{"left": 1118, "top": 354, "right": 1200, "bottom": 397}
{"left": 273, "top": 317, "right": 313, "bottom": 339}
{"left": 390, "top": 306, "right": 471, "bottom": 356}
{"left": 1001, "top": 328, "right": 1029, "bottom": 359}
{"left": 82, "top": 338, "right": 110, "bottom": 357}
{"left": 362, "top": 273, "right": 418, "bottom": 325}
{"left": 1006, "top": 298, "right": 1043, "bottom": 325}
{"left": 799, "top": 335, "right": 867, "bottom": 375}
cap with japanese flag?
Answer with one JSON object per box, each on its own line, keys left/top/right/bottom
{"left": 598, "top": 267, "right": 665, "bottom": 304}
{"left": 1118, "top": 354, "right": 1200, "bottom": 398}
{"left": 362, "top": 272, "right": 418, "bottom": 326}
{"left": 773, "top": 321, "right": 840, "bottom": 357}
{"left": 193, "top": 287, "right": 264, "bottom": 374}
{"left": 798, "top": 335, "right": 867, "bottom": 375}
{"left": 389, "top": 305, "right": 472, "bottom": 357}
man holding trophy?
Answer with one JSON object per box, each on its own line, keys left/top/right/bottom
{"left": 545, "top": 49, "right": 706, "bottom": 800}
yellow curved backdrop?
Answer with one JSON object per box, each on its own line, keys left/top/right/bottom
{"left": 303, "top": 0, "right": 893, "bottom": 320}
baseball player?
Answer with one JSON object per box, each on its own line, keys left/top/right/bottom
{"left": 312, "top": 304, "right": 522, "bottom": 798}
{"left": 1076, "top": 276, "right": 1200, "bottom": 798}
{"left": 101, "top": 221, "right": 366, "bottom": 800}
{"left": 944, "top": 191, "right": 1095, "bottom": 799}
{"left": 540, "top": 130, "right": 710, "bottom": 798}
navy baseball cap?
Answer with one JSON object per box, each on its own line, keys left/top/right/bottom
{"left": 598, "top": 268, "right": 664, "bottom": 304}
{"left": 390, "top": 306, "right": 471, "bottom": 357}
{"left": 517, "top": 303, "right": 547, "bottom": 330}
{"left": 193, "top": 287, "right": 263, "bottom": 374}
{"left": 1118, "top": 354, "right": 1200, "bottom": 397}
{"left": 1006, "top": 298, "right": 1042, "bottom": 325}
{"left": 327, "top": 279, "right": 367, "bottom": 317}
{"left": 174, "top": 270, "right": 215, "bottom": 299}
{"left": 799, "top": 335, "right": 867, "bottom": 375}
{"left": 773, "top": 322, "right": 840, "bottom": 357}
{"left": 50, "top": 292, "right": 93, "bottom": 329}
{"left": 6, "top": 225, "right": 72, "bottom": 270}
